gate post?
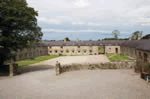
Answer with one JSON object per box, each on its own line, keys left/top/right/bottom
{"left": 56, "top": 61, "right": 61, "bottom": 76}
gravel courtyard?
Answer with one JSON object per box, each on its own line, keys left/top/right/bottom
{"left": 0, "top": 55, "right": 150, "bottom": 99}
{"left": 0, "top": 69, "right": 150, "bottom": 99}
{"left": 32, "top": 55, "right": 110, "bottom": 66}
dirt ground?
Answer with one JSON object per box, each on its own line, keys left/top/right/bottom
{"left": 0, "top": 55, "right": 150, "bottom": 99}
{"left": 0, "top": 69, "right": 150, "bottom": 99}
{"left": 32, "top": 55, "right": 110, "bottom": 66}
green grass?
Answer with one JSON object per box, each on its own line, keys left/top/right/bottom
{"left": 17, "top": 55, "right": 59, "bottom": 67}
{"left": 107, "top": 54, "right": 132, "bottom": 62}
{"left": 106, "top": 53, "right": 115, "bottom": 58}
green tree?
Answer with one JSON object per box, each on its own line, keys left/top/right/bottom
{"left": 142, "top": 34, "right": 150, "bottom": 39}
{"left": 131, "top": 31, "right": 142, "bottom": 40}
{"left": 112, "top": 30, "right": 120, "bottom": 39}
{"left": 64, "top": 37, "right": 70, "bottom": 41}
{"left": 0, "top": 0, "right": 43, "bottom": 63}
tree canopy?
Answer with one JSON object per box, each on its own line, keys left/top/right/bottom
{"left": 142, "top": 34, "right": 150, "bottom": 39}
{"left": 131, "top": 31, "right": 142, "bottom": 40}
{"left": 112, "top": 30, "right": 120, "bottom": 39}
{"left": 64, "top": 37, "right": 70, "bottom": 41}
{"left": 0, "top": 0, "right": 43, "bottom": 51}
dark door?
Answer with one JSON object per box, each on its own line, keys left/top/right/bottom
{"left": 115, "top": 48, "right": 118, "bottom": 54}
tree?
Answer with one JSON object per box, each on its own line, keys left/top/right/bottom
{"left": 131, "top": 31, "right": 143, "bottom": 40}
{"left": 112, "top": 30, "right": 120, "bottom": 39}
{"left": 142, "top": 34, "right": 150, "bottom": 39}
{"left": 64, "top": 37, "right": 70, "bottom": 41}
{"left": 0, "top": 0, "right": 43, "bottom": 64}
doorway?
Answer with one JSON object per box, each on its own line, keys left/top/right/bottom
{"left": 115, "top": 48, "right": 118, "bottom": 54}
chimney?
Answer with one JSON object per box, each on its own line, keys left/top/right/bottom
{"left": 64, "top": 38, "right": 67, "bottom": 43}
{"left": 76, "top": 38, "right": 79, "bottom": 42}
{"left": 128, "top": 37, "right": 132, "bottom": 40}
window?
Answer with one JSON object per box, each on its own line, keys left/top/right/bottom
{"left": 49, "top": 46, "right": 52, "bottom": 48}
{"left": 66, "top": 50, "right": 69, "bottom": 53}
{"left": 78, "top": 50, "right": 80, "bottom": 53}
{"left": 139, "top": 52, "right": 142, "bottom": 59}
{"left": 144, "top": 53, "right": 148, "bottom": 63}
{"left": 78, "top": 46, "right": 80, "bottom": 48}
{"left": 55, "top": 50, "right": 57, "bottom": 53}
{"left": 72, "top": 50, "right": 74, "bottom": 53}
{"left": 90, "top": 50, "right": 92, "bottom": 53}
{"left": 61, "top": 46, "right": 63, "bottom": 48}
{"left": 84, "top": 50, "right": 86, "bottom": 53}
{"left": 61, "top": 51, "right": 63, "bottom": 53}
{"left": 49, "top": 51, "right": 52, "bottom": 53}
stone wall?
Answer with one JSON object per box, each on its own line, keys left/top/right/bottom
{"left": 120, "top": 47, "right": 136, "bottom": 58}
{"left": 135, "top": 50, "right": 150, "bottom": 73}
{"left": 15, "top": 46, "right": 48, "bottom": 61}
{"left": 55, "top": 61, "right": 135, "bottom": 75}
{"left": 105, "top": 46, "right": 120, "bottom": 54}
{"left": 49, "top": 45, "right": 120, "bottom": 55}
{"left": 48, "top": 46, "right": 99, "bottom": 55}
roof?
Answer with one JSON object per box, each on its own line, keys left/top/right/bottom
{"left": 38, "top": 40, "right": 150, "bottom": 51}
{"left": 41, "top": 40, "right": 125, "bottom": 46}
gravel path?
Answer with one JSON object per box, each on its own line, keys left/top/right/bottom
{"left": 0, "top": 69, "right": 150, "bottom": 99}
{"left": 32, "top": 55, "right": 110, "bottom": 66}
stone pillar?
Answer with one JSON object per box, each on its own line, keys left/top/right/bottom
{"left": 9, "top": 63, "right": 13, "bottom": 77}
{"left": 56, "top": 61, "right": 61, "bottom": 75}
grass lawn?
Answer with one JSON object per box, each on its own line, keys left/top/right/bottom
{"left": 17, "top": 55, "right": 59, "bottom": 67}
{"left": 107, "top": 54, "right": 132, "bottom": 62}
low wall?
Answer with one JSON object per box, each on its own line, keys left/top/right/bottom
{"left": 0, "top": 63, "right": 18, "bottom": 76}
{"left": 55, "top": 61, "right": 136, "bottom": 75}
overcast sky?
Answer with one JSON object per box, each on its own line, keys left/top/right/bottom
{"left": 27, "top": 0, "right": 150, "bottom": 40}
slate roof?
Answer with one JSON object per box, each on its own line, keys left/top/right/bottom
{"left": 38, "top": 40, "right": 150, "bottom": 51}
{"left": 40, "top": 40, "right": 125, "bottom": 46}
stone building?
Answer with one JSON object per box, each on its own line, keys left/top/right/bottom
{"left": 120, "top": 40, "right": 150, "bottom": 73}
{"left": 47, "top": 40, "right": 122, "bottom": 56}
{"left": 12, "top": 39, "right": 150, "bottom": 75}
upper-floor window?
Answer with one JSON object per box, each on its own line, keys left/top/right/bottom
{"left": 78, "top": 46, "right": 80, "bottom": 48}
{"left": 49, "top": 46, "right": 52, "bottom": 49}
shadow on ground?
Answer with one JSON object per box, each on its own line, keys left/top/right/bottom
{"left": 17, "top": 65, "right": 54, "bottom": 75}
{"left": 0, "top": 65, "right": 54, "bottom": 77}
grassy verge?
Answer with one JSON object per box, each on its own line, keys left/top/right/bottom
{"left": 17, "top": 55, "right": 59, "bottom": 67}
{"left": 107, "top": 54, "right": 132, "bottom": 62}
